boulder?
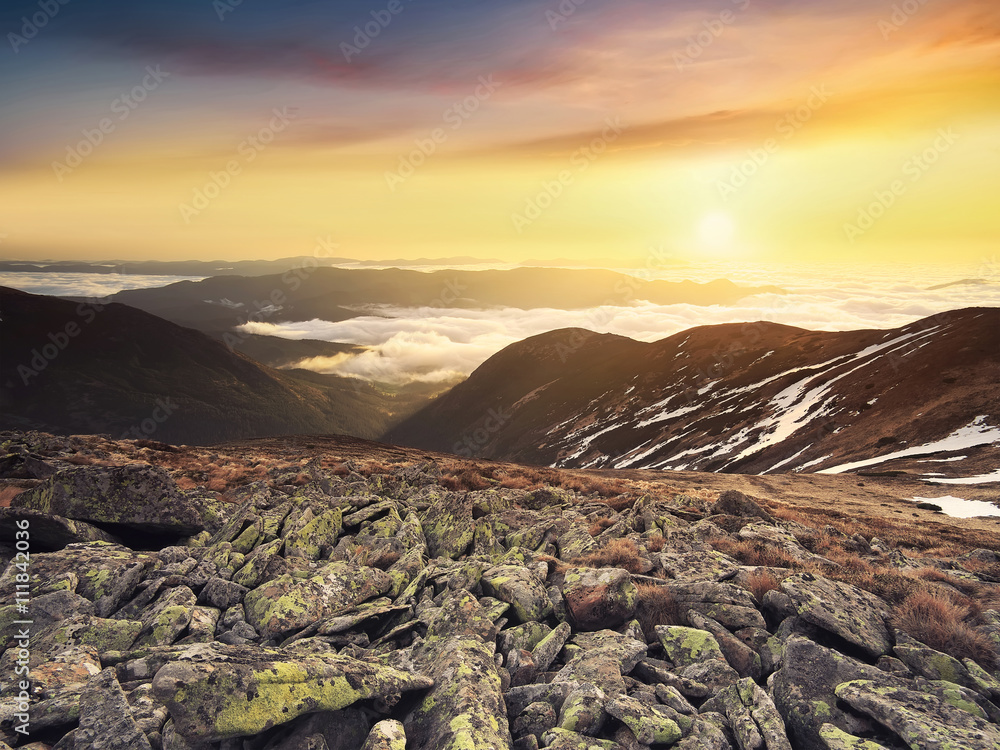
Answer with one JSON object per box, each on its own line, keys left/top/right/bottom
{"left": 404, "top": 591, "right": 512, "bottom": 750}
{"left": 771, "top": 637, "right": 901, "bottom": 748}
{"left": 711, "top": 491, "right": 776, "bottom": 523}
{"left": 244, "top": 562, "right": 392, "bottom": 639}
{"left": 835, "top": 679, "right": 1000, "bottom": 750}
{"left": 11, "top": 465, "right": 225, "bottom": 535}
{"left": 779, "top": 574, "right": 892, "bottom": 658}
{"left": 421, "top": 492, "right": 474, "bottom": 559}
{"left": 605, "top": 695, "right": 682, "bottom": 745}
{"left": 77, "top": 668, "right": 153, "bottom": 750}
{"left": 0, "top": 506, "right": 119, "bottom": 549}
{"left": 482, "top": 565, "right": 554, "bottom": 623}
{"left": 557, "top": 683, "right": 606, "bottom": 735}
{"left": 151, "top": 643, "right": 432, "bottom": 741}
{"left": 560, "top": 567, "right": 638, "bottom": 631}
{"left": 361, "top": 720, "right": 407, "bottom": 750}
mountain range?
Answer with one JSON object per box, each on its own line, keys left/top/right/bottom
{"left": 107, "top": 267, "right": 782, "bottom": 332}
{"left": 389, "top": 308, "right": 1000, "bottom": 478}
{"left": 0, "top": 287, "right": 436, "bottom": 444}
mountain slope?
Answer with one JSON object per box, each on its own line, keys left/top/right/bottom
{"left": 109, "top": 267, "right": 782, "bottom": 331}
{"left": 387, "top": 308, "right": 1000, "bottom": 476}
{"left": 0, "top": 288, "right": 424, "bottom": 444}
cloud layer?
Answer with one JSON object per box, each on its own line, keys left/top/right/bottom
{"left": 237, "top": 267, "right": 1000, "bottom": 384}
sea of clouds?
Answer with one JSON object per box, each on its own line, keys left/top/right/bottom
{"left": 0, "top": 272, "right": 205, "bottom": 298}
{"left": 237, "top": 266, "right": 1000, "bottom": 384}
{"left": 4, "top": 263, "right": 997, "bottom": 385}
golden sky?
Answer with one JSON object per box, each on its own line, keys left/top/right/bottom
{"left": 0, "top": 0, "right": 998, "bottom": 265}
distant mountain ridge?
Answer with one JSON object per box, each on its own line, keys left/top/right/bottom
{"left": 107, "top": 267, "right": 783, "bottom": 331}
{"left": 387, "top": 308, "right": 1000, "bottom": 477}
{"left": 0, "top": 287, "right": 434, "bottom": 444}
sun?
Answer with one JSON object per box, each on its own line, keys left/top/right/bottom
{"left": 697, "top": 211, "right": 736, "bottom": 251}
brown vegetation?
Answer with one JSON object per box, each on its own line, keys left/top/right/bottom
{"left": 892, "top": 589, "right": 997, "bottom": 669}
{"left": 635, "top": 583, "right": 683, "bottom": 642}
{"left": 572, "top": 539, "right": 647, "bottom": 574}
{"left": 745, "top": 569, "right": 782, "bottom": 603}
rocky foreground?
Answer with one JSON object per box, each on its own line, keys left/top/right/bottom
{"left": 0, "top": 432, "right": 999, "bottom": 750}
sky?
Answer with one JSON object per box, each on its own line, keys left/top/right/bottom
{"left": 1, "top": 0, "right": 998, "bottom": 265}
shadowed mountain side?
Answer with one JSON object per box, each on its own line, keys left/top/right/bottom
{"left": 0, "top": 288, "right": 428, "bottom": 444}
{"left": 109, "top": 267, "right": 783, "bottom": 331}
{"left": 387, "top": 309, "right": 1000, "bottom": 476}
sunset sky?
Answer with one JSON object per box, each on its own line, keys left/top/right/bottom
{"left": 1, "top": 0, "right": 998, "bottom": 264}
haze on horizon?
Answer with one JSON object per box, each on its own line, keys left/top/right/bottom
{"left": 1, "top": 0, "right": 998, "bottom": 266}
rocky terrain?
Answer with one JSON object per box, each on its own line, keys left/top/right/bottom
{"left": 391, "top": 308, "right": 1000, "bottom": 478}
{"left": 1, "top": 430, "right": 999, "bottom": 750}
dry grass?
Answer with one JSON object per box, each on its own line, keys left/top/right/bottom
{"left": 648, "top": 535, "right": 665, "bottom": 553}
{"left": 892, "top": 589, "right": 998, "bottom": 669}
{"left": 709, "top": 538, "right": 802, "bottom": 570}
{"left": 635, "top": 583, "right": 684, "bottom": 642}
{"left": 572, "top": 538, "right": 647, "bottom": 574}
{"left": 588, "top": 518, "right": 615, "bottom": 537}
{"left": 745, "top": 569, "right": 782, "bottom": 603}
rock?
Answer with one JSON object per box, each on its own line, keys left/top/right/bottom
{"left": 891, "top": 630, "right": 980, "bottom": 692}
{"left": 657, "top": 625, "right": 726, "bottom": 667}
{"left": 361, "top": 720, "right": 407, "bottom": 750}
{"left": 737, "top": 524, "right": 827, "bottom": 564}
{"left": 674, "top": 713, "right": 732, "bottom": 750}
{"left": 244, "top": 562, "right": 391, "bottom": 639}
{"left": 0, "top": 506, "right": 119, "bottom": 549}
{"left": 835, "top": 679, "right": 1000, "bottom": 750}
{"left": 0, "top": 542, "right": 158, "bottom": 618}
{"left": 532, "top": 621, "right": 572, "bottom": 673}
{"left": 31, "top": 645, "right": 102, "bottom": 698}
{"left": 557, "top": 684, "right": 606, "bottom": 735}
{"left": 556, "top": 631, "right": 647, "bottom": 695}
{"left": 687, "top": 610, "right": 762, "bottom": 680}
{"left": 512, "top": 701, "right": 558, "bottom": 741}
{"left": 199, "top": 578, "right": 249, "bottom": 610}
{"left": 404, "top": 591, "right": 512, "bottom": 750}
{"left": 77, "top": 668, "right": 154, "bottom": 749}
{"left": 605, "top": 695, "right": 682, "bottom": 745}
{"left": 560, "top": 567, "right": 638, "bottom": 631}
{"left": 716, "top": 678, "right": 791, "bottom": 750}
{"left": 711, "top": 491, "right": 775, "bottom": 523}
{"left": 667, "top": 582, "right": 766, "bottom": 631}
{"left": 12, "top": 465, "right": 224, "bottom": 535}
{"left": 135, "top": 585, "right": 197, "bottom": 647}
{"left": 421, "top": 492, "right": 474, "bottom": 559}
{"left": 260, "top": 709, "right": 369, "bottom": 750}
{"left": 542, "top": 728, "right": 623, "bottom": 749}
{"left": 284, "top": 508, "right": 343, "bottom": 560}
{"left": 151, "top": 643, "right": 432, "bottom": 741}
{"left": 482, "top": 565, "right": 554, "bottom": 623}
{"left": 779, "top": 574, "right": 892, "bottom": 658}
{"left": 818, "top": 724, "right": 892, "bottom": 750}
{"left": 771, "top": 637, "right": 901, "bottom": 749}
